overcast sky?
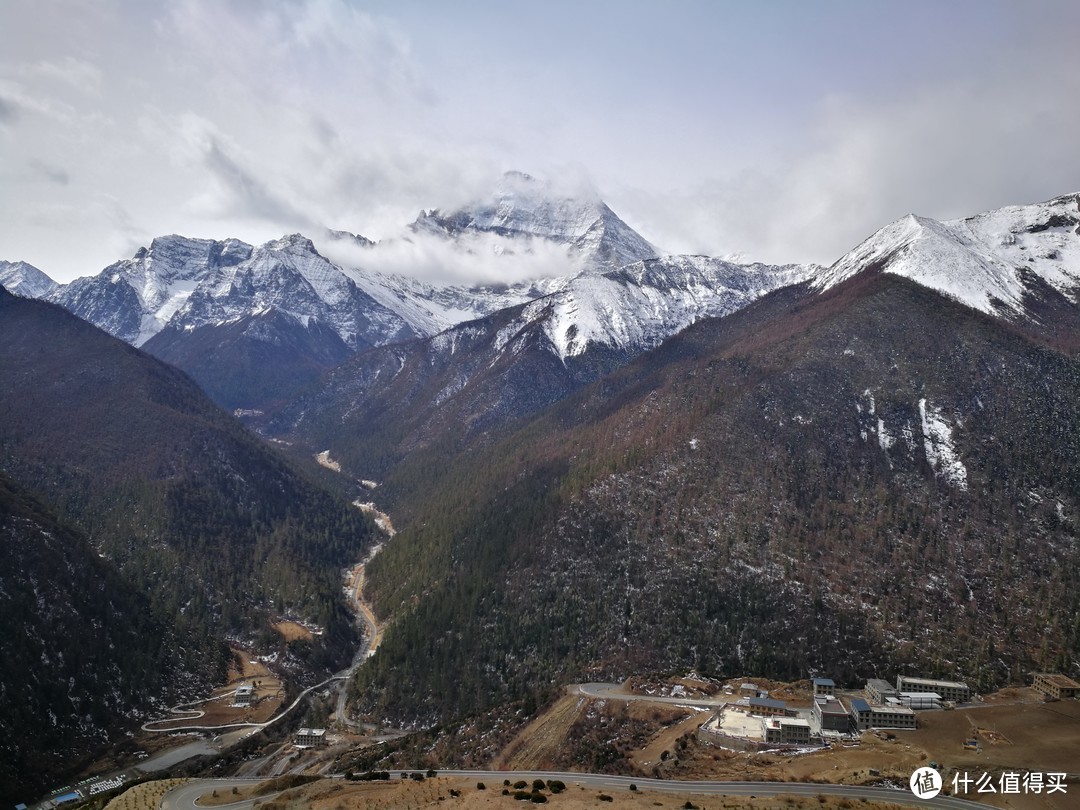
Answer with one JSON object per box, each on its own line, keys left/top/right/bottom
{"left": 2, "top": 0, "right": 1079, "bottom": 283}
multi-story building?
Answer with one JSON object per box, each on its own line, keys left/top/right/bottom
{"left": 233, "top": 684, "right": 255, "bottom": 706}
{"left": 1033, "top": 673, "right": 1080, "bottom": 700}
{"left": 896, "top": 676, "right": 970, "bottom": 703}
{"left": 763, "top": 717, "right": 812, "bottom": 745}
{"left": 812, "top": 697, "right": 852, "bottom": 733}
{"left": 865, "top": 678, "right": 899, "bottom": 704}
{"left": 747, "top": 697, "right": 789, "bottom": 717}
{"left": 849, "top": 698, "right": 917, "bottom": 730}
{"left": 812, "top": 678, "right": 835, "bottom": 697}
{"left": 295, "top": 728, "right": 327, "bottom": 747}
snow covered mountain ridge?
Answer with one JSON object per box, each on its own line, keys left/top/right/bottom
{"left": 816, "top": 193, "right": 1080, "bottom": 316}
{"left": 48, "top": 232, "right": 420, "bottom": 349}
{"left": 23, "top": 175, "right": 666, "bottom": 351}
{"left": 515, "top": 255, "right": 817, "bottom": 361}
{"left": 6, "top": 190, "right": 1077, "bottom": 367}
{"left": 0, "top": 260, "right": 58, "bottom": 298}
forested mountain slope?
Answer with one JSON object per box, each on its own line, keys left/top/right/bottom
{"left": 0, "top": 287, "right": 378, "bottom": 796}
{"left": 0, "top": 475, "right": 178, "bottom": 806}
{"left": 353, "top": 271, "right": 1080, "bottom": 726}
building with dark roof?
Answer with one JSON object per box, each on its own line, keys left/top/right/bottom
{"left": 747, "top": 697, "right": 789, "bottom": 716}
{"left": 849, "top": 698, "right": 917, "bottom": 731}
{"left": 812, "top": 678, "right": 835, "bottom": 696}
{"left": 812, "top": 697, "right": 851, "bottom": 733}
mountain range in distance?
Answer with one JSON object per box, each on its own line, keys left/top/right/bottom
{"left": 3, "top": 175, "right": 1080, "bottom": 801}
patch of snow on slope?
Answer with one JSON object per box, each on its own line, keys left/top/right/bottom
{"left": 877, "top": 418, "right": 895, "bottom": 452}
{"left": 315, "top": 450, "right": 342, "bottom": 473}
{"left": 918, "top": 399, "right": 967, "bottom": 490}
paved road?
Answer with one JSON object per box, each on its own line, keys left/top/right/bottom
{"left": 161, "top": 778, "right": 268, "bottom": 810}
{"left": 161, "top": 770, "right": 989, "bottom": 810}
{"left": 138, "top": 674, "right": 345, "bottom": 736}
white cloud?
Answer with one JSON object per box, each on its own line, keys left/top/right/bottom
{"left": 21, "top": 56, "right": 103, "bottom": 95}
{"left": 315, "top": 229, "right": 584, "bottom": 286}
{"left": 616, "top": 32, "right": 1080, "bottom": 267}
{"left": 3, "top": 0, "right": 1079, "bottom": 285}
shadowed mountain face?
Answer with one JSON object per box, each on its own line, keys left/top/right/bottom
{"left": 349, "top": 271, "right": 1080, "bottom": 726}
{"left": 142, "top": 305, "right": 355, "bottom": 411}
{"left": 0, "top": 287, "right": 377, "bottom": 798}
{"left": 0, "top": 475, "right": 177, "bottom": 806}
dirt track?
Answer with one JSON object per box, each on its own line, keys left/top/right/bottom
{"left": 495, "top": 692, "right": 587, "bottom": 770}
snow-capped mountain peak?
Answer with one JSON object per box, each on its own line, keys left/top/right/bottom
{"left": 0, "top": 260, "right": 58, "bottom": 298}
{"left": 47, "top": 234, "right": 417, "bottom": 349}
{"left": 816, "top": 193, "right": 1080, "bottom": 317}
{"left": 412, "top": 171, "right": 661, "bottom": 272}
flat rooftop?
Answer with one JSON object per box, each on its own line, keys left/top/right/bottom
{"left": 898, "top": 676, "right": 967, "bottom": 688}
{"left": 1036, "top": 673, "right": 1080, "bottom": 688}
{"left": 868, "top": 704, "right": 915, "bottom": 716}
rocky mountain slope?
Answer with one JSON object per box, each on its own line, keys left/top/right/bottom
{"left": 27, "top": 177, "right": 667, "bottom": 410}
{"left": 51, "top": 232, "right": 422, "bottom": 346}
{"left": 343, "top": 194, "right": 1080, "bottom": 727}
